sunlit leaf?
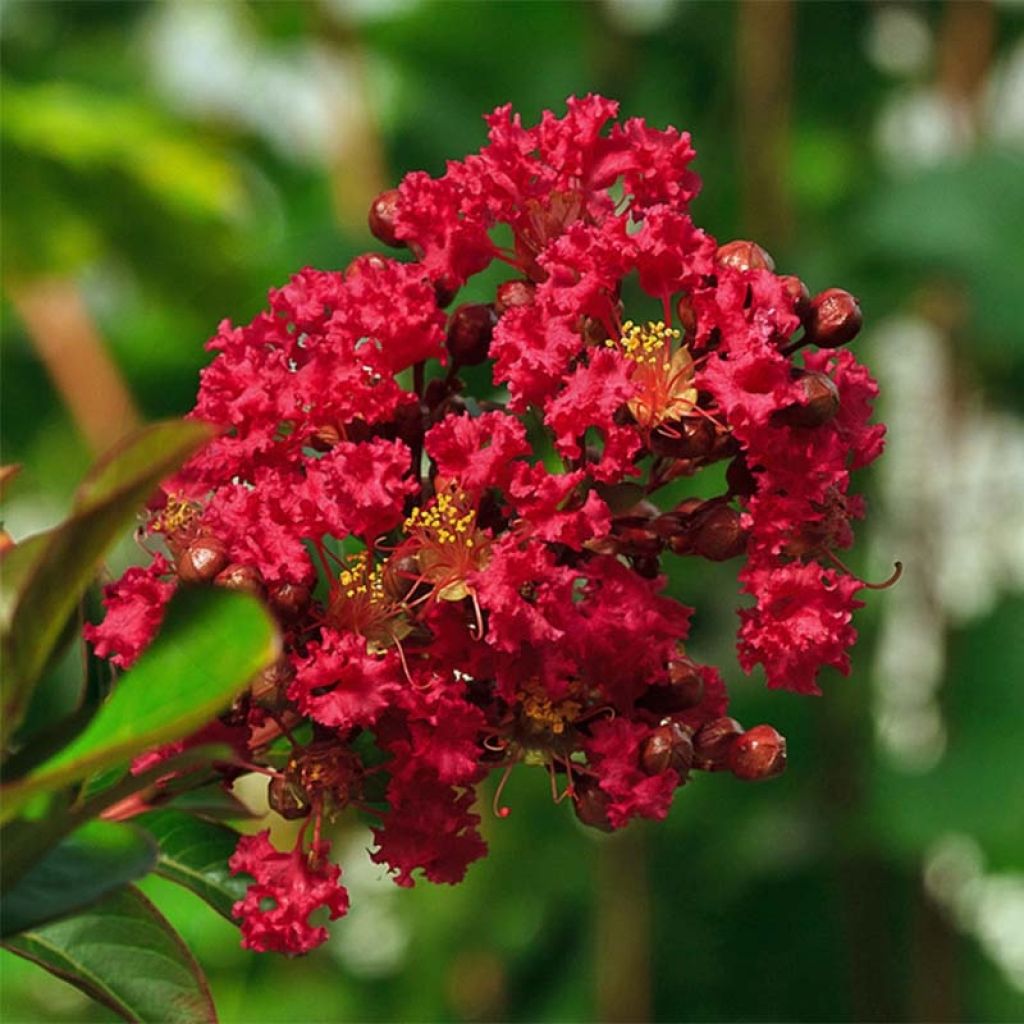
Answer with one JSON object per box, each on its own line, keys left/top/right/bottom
{"left": 2, "top": 587, "right": 278, "bottom": 818}
{"left": 0, "top": 420, "right": 212, "bottom": 745}
{"left": 138, "top": 809, "right": 248, "bottom": 921}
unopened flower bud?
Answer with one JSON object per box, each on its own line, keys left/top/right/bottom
{"left": 774, "top": 371, "right": 840, "bottom": 428}
{"left": 726, "top": 456, "right": 758, "bottom": 498}
{"left": 639, "top": 722, "right": 694, "bottom": 781}
{"left": 368, "top": 189, "right": 403, "bottom": 248}
{"left": 613, "top": 524, "right": 663, "bottom": 558}
{"left": 176, "top": 537, "right": 228, "bottom": 585}
{"left": 803, "top": 288, "right": 862, "bottom": 348}
{"left": 693, "top": 716, "right": 744, "bottom": 770}
{"left": 716, "top": 240, "right": 775, "bottom": 273}
{"left": 631, "top": 553, "right": 662, "bottom": 579}
{"left": 447, "top": 303, "right": 497, "bottom": 366}
{"left": 215, "top": 563, "right": 264, "bottom": 596}
{"left": 269, "top": 582, "right": 311, "bottom": 620}
{"left": 572, "top": 777, "right": 614, "bottom": 833}
{"left": 779, "top": 274, "right": 811, "bottom": 318}
{"left": 637, "top": 656, "right": 705, "bottom": 715}
{"left": 496, "top": 279, "right": 536, "bottom": 315}
{"left": 675, "top": 294, "right": 697, "bottom": 338}
{"left": 434, "top": 278, "right": 459, "bottom": 309}
{"left": 692, "top": 505, "right": 747, "bottom": 561}
{"left": 268, "top": 776, "right": 311, "bottom": 820}
{"left": 729, "top": 724, "right": 787, "bottom": 781}
{"left": 650, "top": 417, "right": 716, "bottom": 460}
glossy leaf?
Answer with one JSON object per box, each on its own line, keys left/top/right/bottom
{"left": 2, "top": 587, "right": 278, "bottom": 817}
{"left": 137, "top": 809, "right": 248, "bottom": 921}
{"left": 0, "top": 821, "right": 157, "bottom": 938}
{"left": 0, "top": 420, "right": 213, "bottom": 743}
{"left": 3, "top": 884, "right": 217, "bottom": 1023}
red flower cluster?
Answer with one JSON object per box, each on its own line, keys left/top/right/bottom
{"left": 87, "top": 96, "right": 894, "bottom": 955}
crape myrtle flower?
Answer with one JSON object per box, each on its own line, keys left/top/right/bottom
{"left": 86, "top": 95, "right": 896, "bottom": 955}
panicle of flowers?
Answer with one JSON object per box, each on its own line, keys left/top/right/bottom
{"left": 85, "top": 95, "right": 896, "bottom": 956}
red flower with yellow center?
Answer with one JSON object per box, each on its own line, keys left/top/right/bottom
{"left": 605, "top": 319, "right": 698, "bottom": 430}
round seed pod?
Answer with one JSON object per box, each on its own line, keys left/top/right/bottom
{"left": 447, "top": 303, "right": 497, "bottom": 366}
{"left": 729, "top": 724, "right": 787, "bottom": 781}
{"left": 692, "top": 505, "right": 748, "bottom": 562}
{"left": 176, "top": 537, "right": 228, "bottom": 585}
{"left": 774, "top": 372, "right": 840, "bottom": 428}
{"left": 368, "top": 188, "right": 403, "bottom": 248}
{"left": 716, "top": 239, "right": 775, "bottom": 273}
{"left": 639, "top": 722, "right": 694, "bottom": 781}
{"left": 693, "top": 716, "right": 744, "bottom": 771}
{"left": 572, "top": 777, "right": 614, "bottom": 833}
{"left": 214, "top": 563, "right": 264, "bottom": 597}
{"left": 803, "top": 288, "right": 862, "bottom": 348}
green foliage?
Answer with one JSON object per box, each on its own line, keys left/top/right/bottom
{"left": 4, "top": 886, "right": 217, "bottom": 1024}
{"left": 0, "top": 420, "right": 213, "bottom": 744}
{"left": 0, "top": 821, "right": 157, "bottom": 939}
{"left": 137, "top": 810, "right": 249, "bottom": 922}
{"left": 3, "top": 588, "right": 278, "bottom": 816}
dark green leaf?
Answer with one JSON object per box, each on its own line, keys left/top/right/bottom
{"left": 2, "top": 587, "right": 278, "bottom": 818}
{"left": 137, "top": 809, "right": 247, "bottom": 921}
{"left": 0, "top": 821, "right": 157, "bottom": 938}
{"left": 0, "top": 420, "right": 213, "bottom": 744}
{"left": 3, "top": 884, "right": 217, "bottom": 1023}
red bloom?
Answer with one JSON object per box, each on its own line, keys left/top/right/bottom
{"left": 229, "top": 832, "right": 349, "bottom": 955}
{"left": 84, "top": 555, "right": 175, "bottom": 668}
{"left": 87, "top": 95, "right": 891, "bottom": 956}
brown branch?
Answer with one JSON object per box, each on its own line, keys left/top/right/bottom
{"left": 8, "top": 278, "right": 140, "bottom": 455}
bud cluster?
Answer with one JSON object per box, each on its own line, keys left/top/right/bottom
{"left": 86, "top": 96, "right": 890, "bottom": 955}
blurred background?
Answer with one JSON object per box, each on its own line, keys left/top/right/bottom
{"left": 2, "top": 1, "right": 1023, "bottom": 1021}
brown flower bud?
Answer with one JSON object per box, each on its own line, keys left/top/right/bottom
{"left": 716, "top": 240, "right": 775, "bottom": 273}
{"left": 779, "top": 274, "right": 811, "bottom": 318}
{"left": 434, "top": 278, "right": 459, "bottom": 309}
{"left": 692, "top": 504, "right": 747, "bottom": 561}
{"left": 637, "top": 656, "right": 705, "bottom": 715}
{"left": 631, "top": 553, "right": 662, "bottom": 579}
{"left": 176, "top": 537, "right": 228, "bottom": 585}
{"left": 496, "top": 279, "right": 536, "bottom": 315}
{"left": 214, "top": 563, "right": 264, "bottom": 596}
{"left": 803, "top": 288, "right": 862, "bottom": 348}
{"left": 729, "top": 724, "right": 787, "bottom": 781}
{"left": 639, "top": 722, "right": 694, "bottom": 781}
{"left": 614, "top": 524, "right": 663, "bottom": 558}
{"left": 447, "top": 303, "right": 497, "bottom": 366}
{"left": 774, "top": 371, "right": 840, "bottom": 428}
{"left": 675, "top": 294, "right": 697, "bottom": 338}
{"left": 268, "top": 776, "right": 311, "bottom": 820}
{"left": 269, "top": 582, "right": 311, "bottom": 620}
{"left": 368, "top": 188, "right": 404, "bottom": 248}
{"left": 650, "top": 416, "right": 716, "bottom": 460}
{"left": 726, "top": 456, "right": 758, "bottom": 498}
{"left": 572, "top": 777, "right": 614, "bottom": 832}
{"left": 693, "top": 716, "right": 744, "bottom": 771}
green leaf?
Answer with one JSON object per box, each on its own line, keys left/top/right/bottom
{"left": 0, "top": 420, "right": 213, "bottom": 744}
{"left": 3, "top": 884, "right": 217, "bottom": 1024}
{"left": 137, "top": 809, "right": 248, "bottom": 921}
{"left": 0, "top": 821, "right": 157, "bottom": 938}
{"left": 2, "top": 587, "right": 278, "bottom": 818}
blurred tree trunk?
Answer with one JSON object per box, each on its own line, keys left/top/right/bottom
{"left": 595, "top": 828, "right": 651, "bottom": 1023}
{"left": 9, "top": 278, "right": 140, "bottom": 455}
{"left": 736, "top": 0, "right": 794, "bottom": 249}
